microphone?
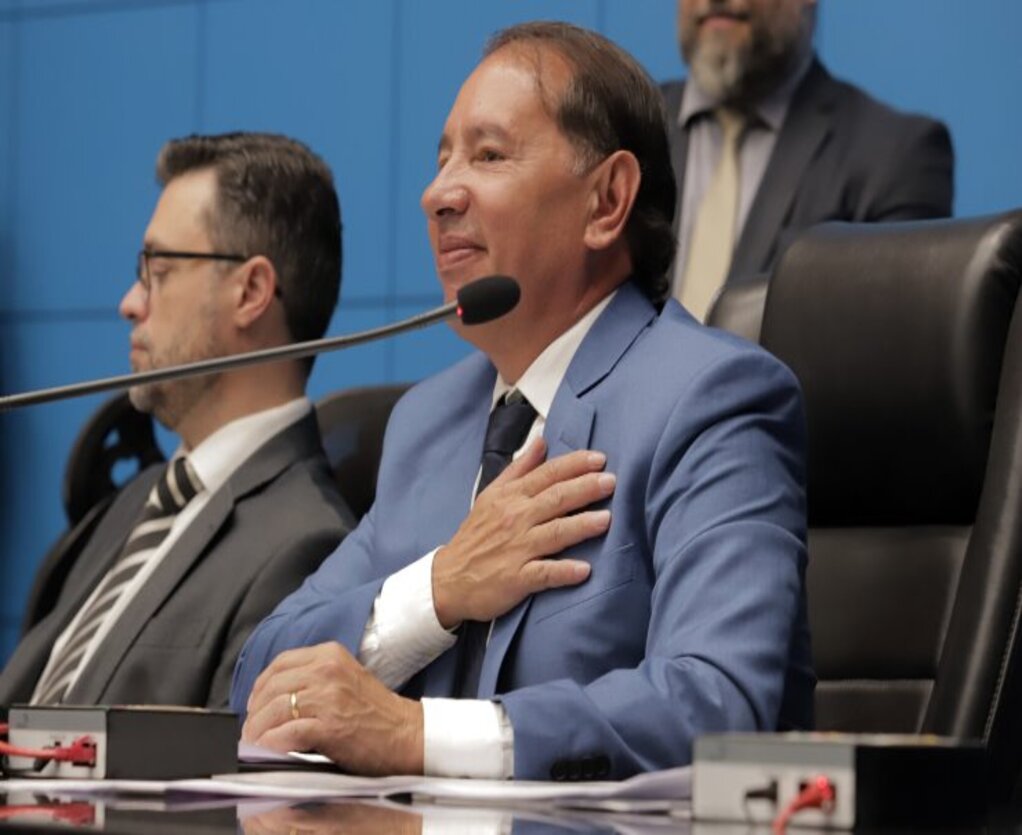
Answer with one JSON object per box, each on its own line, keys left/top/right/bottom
{"left": 0, "top": 275, "right": 520, "bottom": 412}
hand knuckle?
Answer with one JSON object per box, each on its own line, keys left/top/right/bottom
{"left": 498, "top": 506, "right": 518, "bottom": 532}
{"left": 549, "top": 517, "right": 569, "bottom": 550}
{"left": 549, "top": 484, "right": 568, "bottom": 513}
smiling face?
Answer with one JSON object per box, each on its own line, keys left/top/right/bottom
{"left": 119, "top": 168, "right": 230, "bottom": 431}
{"left": 678, "top": 0, "right": 815, "bottom": 104}
{"left": 420, "top": 46, "right": 606, "bottom": 369}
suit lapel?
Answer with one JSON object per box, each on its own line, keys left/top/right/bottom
{"left": 663, "top": 80, "right": 689, "bottom": 242}
{"left": 67, "top": 413, "right": 321, "bottom": 703}
{"left": 63, "top": 469, "right": 161, "bottom": 617}
{"left": 0, "top": 471, "right": 158, "bottom": 704}
{"left": 731, "top": 59, "right": 836, "bottom": 280}
{"left": 415, "top": 358, "right": 496, "bottom": 556}
{"left": 416, "top": 359, "right": 497, "bottom": 697}
{"left": 477, "top": 285, "right": 657, "bottom": 697}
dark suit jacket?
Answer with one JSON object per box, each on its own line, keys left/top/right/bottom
{"left": 0, "top": 412, "right": 353, "bottom": 709}
{"left": 662, "top": 57, "right": 954, "bottom": 284}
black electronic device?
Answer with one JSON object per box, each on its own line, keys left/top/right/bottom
{"left": 3, "top": 705, "right": 237, "bottom": 780}
{"left": 693, "top": 732, "right": 987, "bottom": 829}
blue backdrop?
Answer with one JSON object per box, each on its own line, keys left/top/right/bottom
{"left": 1, "top": 0, "right": 1020, "bottom": 662}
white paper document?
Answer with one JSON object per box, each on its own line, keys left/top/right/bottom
{"left": 0, "top": 765, "right": 691, "bottom": 812}
{"left": 237, "top": 740, "right": 334, "bottom": 766}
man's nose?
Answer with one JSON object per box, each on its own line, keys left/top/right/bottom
{"left": 421, "top": 165, "right": 469, "bottom": 219}
{"left": 119, "top": 280, "right": 147, "bottom": 322}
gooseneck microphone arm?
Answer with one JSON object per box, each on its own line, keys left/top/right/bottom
{"left": 0, "top": 275, "right": 520, "bottom": 413}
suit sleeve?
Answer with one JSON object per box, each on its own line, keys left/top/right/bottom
{"left": 230, "top": 502, "right": 389, "bottom": 715}
{"left": 208, "top": 523, "right": 347, "bottom": 709}
{"left": 498, "top": 351, "right": 809, "bottom": 779}
{"left": 863, "top": 116, "right": 954, "bottom": 221}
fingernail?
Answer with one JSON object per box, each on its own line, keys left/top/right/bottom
{"left": 573, "top": 561, "right": 592, "bottom": 580}
{"left": 588, "top": 451, "right": 607, "bottom": 467}
{"left": 594, "top": 509, "right": 611, "bottom": 527}
{"left": 598, "top": 473, "right": 616, "bottom": 492}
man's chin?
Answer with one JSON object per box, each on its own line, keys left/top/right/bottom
{"left": 690, "top": 41, "right": 748, "bottom": 101}
{"left": 128, "top": 384, "right": 157, "bottom": 416}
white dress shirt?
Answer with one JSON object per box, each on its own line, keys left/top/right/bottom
{"left": 358, "top": 293, "right": 615, "bottom": 778}
{"left": 32, "top": 398, "right": 312, "bottom": 703}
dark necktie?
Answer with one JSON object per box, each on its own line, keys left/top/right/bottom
{"left": 34, "top": 457, "right": 203, "bottom": 705}
{"left": 454, "top": 390, "right": 537, "bottom": 698}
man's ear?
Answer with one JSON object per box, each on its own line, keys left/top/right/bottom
{"left": 584, "top": 150, "right": 641, "bottom": 252}
{"left": 232, "top": 255, "right": 279, "bottom": 330}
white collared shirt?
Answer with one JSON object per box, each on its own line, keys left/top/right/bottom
{"left": 358, "top": 293, "right": 616, "bottom": 778}
{"left": 32, "top": 398, "right": 311, "bottom": 703}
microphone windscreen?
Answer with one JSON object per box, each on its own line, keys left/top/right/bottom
{"left": 456, "top": 275, "right": 521, "bottom": 325}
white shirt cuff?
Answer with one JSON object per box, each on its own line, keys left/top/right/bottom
{"left": 422, "top": 698, "right": 514, "bottom": 779}
{"left": 358, "top": 549, "right": 457, "bottom": 690}
{"left": 420, "top": 807, "right": 513, "bottom": 835}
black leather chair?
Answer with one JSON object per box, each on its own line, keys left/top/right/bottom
{"left": 755, "top": 211, "right": 1022, "bottom": 796}
{"left": 22, "top": 393, "right": 165, "bottom": 634}
{"left": 315, "top": 383, "right": 410, "bottom": 521}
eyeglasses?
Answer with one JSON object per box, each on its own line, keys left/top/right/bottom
{"left": 135, "top": 249, "right": 281, "bottom": 298}
{"left": 136, "top": 249, "right": 247, "bottom": 295}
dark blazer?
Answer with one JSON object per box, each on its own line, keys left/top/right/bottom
{"left": 662, "top": 57, "right": 954, "bottom": 284}
{"left": 0, "top": 412, "right": 353, "bottom": 709}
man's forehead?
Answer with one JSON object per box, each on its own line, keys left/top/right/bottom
{"left": 439, "top": 44, "right": 571, "bottom": 139}
{"left": 158, "top": 169, "right": 217, "bottom": 210}
{"left": 147, "top": 170, "right": 217, "bottom": 243}
{"left": 485, "top": 42, "right": 573, "bottom": 103}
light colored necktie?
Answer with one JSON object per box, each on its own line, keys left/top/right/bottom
{"left": 33, "top": 457, "right": 203, "bottom": 705}
{"left": 677, "top": 108, "right": 745, "bottom": 322}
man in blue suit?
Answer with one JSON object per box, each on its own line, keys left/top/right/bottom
{"left": 233, "top": 21, "right": 813, "bottom": 781}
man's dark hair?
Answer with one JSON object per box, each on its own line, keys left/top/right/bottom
{"left": 156, "top": 132, "right": 341, "bottom": 369}
{"left": 486, "top": 22, "right": 677, "bottom": 303}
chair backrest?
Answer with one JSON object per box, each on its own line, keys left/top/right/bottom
{"left": 62, "top": 392, "right": 165, "bottom": 525}
{"left": 23, "top": 392, "right": 165, "bottom": 634}
{"left": 759, "top": 211, "right": 1022, "bottom": 795}
{"left": 315, "top": 384, "right": 411, "bottom": 521}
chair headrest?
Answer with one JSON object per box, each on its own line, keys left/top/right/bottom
{"left": 761, "top": 212, "right": 1022, "bottom": 525}
{"left": 315, "top": 383, "right": 410, "bottom": 519}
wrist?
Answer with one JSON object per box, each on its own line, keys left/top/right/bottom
{"left": 397, "top": 696, "right": 425, "bottom": 775}
{"left": 431, "top": 547, "right": 461, "bottom": 630}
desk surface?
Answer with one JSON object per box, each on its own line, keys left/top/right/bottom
{"left": 0, "top": 790, "right": 1018, "bottom": 834}
{"left": 0, "top": 793, "right": 690, "bottom": 834}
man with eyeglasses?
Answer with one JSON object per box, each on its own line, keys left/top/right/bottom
{"left": 0, "top": 132, "right": 353, "bottom": 709}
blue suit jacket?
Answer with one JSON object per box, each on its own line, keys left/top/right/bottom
{"left": 232, "top": 284, "right": 814, "bottom": 779}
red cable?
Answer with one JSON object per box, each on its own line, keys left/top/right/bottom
{"left": 0, "top": 736, "right": 97, "bottom": 766}
{"left": 0, "top": 804, "right": 95, "bottom": 825}
{"left": 772, "top": 775, "right": 836, "bottom": 835}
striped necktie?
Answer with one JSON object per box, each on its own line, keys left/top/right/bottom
{"left": 33, "top": 457, "right": 203, "bottom": 705}
{"left": 454, "top": 390, "right": 537, "bottom": 698}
